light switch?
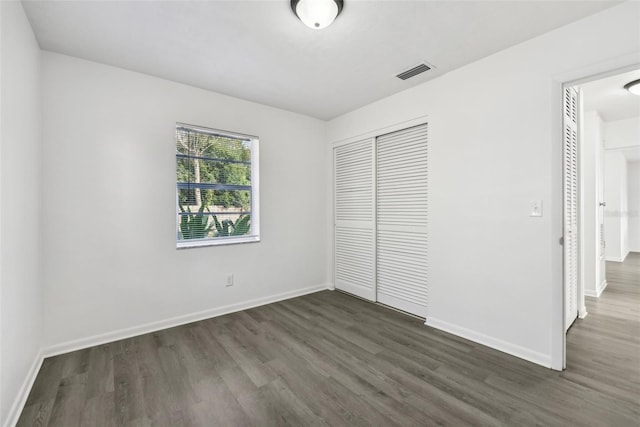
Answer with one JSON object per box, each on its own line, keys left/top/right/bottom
{"left": 530, "top": 200, "right": 543, "bottom": 217}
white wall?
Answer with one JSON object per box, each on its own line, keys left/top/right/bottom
{"left": 581, "top": 111, "right": 603, "bottom": 297}
{"left": 604, "top": 117, "right": 640, "bottom": 149}
{"left": 604, "top": 151, "right": 628, "bottom": 261}
{"left": 0, "top": 2, "right": 43, "bottom": 426}
{"left": 603, "top": 116, "right": 639, "bottom": 261}
{"left": 629, "top": 161, "right": 640, "bottom": 253}
{"left": 327, "top": 2, "right": 640, "bottom": 368}
{"left": 41, "top": 53, "right": 328, "bottom": 351}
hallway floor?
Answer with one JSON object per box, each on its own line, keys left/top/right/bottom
{"left": 565, "top": 251, "right": 640, "bottom": 418}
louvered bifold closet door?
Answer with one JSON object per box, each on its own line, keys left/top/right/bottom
{"left": 376, "top": 124, "right": 428, "bottom": 318}
{"left": 564, "top": 87, "right": 579, "bottom": 332}
{"left": 334, "top": 138, "right": 376, "bottom": 301}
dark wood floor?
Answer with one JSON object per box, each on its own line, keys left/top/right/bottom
{"left": 17, "top": 254, "right": 640, "bottom": 426}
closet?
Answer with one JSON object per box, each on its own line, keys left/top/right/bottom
{"left": 334, "top": 123, "right": 428, "bottom": 318}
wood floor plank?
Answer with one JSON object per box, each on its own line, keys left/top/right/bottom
{"left": 265, "top": 358, "right": 355, "bottom": 425}
{"left": 47, "top": 373, "right": 87, "bottom": 427}
{"left": 84, "top": 344, "right": 115, "bottom": 399}
{"left": 15, "top": 399, "right": 54, "bottom": 427}
{"left": 186, "top": 376, "right": 252, "bottom": 427}
{"left": 236, "top": 379, "right": 313, "bottom": 427}
{"left": 79, "top": 393, "right": 116, "bottom": 427}
{"left": 218, "top": 366, "right": 259, "bottom": 401}
{"left": 112, "top": 352, "right": 146, "bottom": 426}
{"left": 16, "top": 253, "right": 640, "bottom": 426}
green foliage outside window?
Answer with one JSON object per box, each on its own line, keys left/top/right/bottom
{"left": 179, "top": 203, "right": 251, "bottom": 239}
{"left": 177, "top": 128, "right": 253, "bottom": 240}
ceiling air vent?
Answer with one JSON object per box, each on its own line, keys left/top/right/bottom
{"left": 396, "top": 63, "right": 431, "bottom": 80}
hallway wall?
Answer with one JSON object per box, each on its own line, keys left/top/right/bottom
{"left": 604, "top": 151, "right": 629, "bottom": 262}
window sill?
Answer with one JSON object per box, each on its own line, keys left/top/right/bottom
{"left": 176, "top": 235, "right": 260, "bottom": 249}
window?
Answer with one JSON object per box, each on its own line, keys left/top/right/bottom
{"left": 176, "top": 123, "right": 259, "bottom": 248}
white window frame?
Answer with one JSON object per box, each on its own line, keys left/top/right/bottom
{"left": 176, "top": 123, "right": 260, "bottom": 249}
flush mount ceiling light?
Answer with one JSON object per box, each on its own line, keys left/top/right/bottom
{"left": 291, "top": 0, "right": 343, "bottom": 29}
{"left": 624, "top": 79, "right": 640, "bottom": 96}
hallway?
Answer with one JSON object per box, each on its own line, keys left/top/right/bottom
{"left": 565, "top": 252, "right": 640, "bottom": 410}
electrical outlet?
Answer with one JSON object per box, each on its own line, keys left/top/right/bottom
{"left": 225, "top": 274, "right": 234, "bottom": 287}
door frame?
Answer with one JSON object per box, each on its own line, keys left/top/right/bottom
{"left": 576, "top": 85, "right": 589, "bottom": 320}
{"left": 551, "top": 55, "right": 639, "bottom": 371}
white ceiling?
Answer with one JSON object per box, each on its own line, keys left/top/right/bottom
{"left": 581, "top": 69, "right": 640, "bottom": 162}
{"left": 23, "top": 0, "right": 621, "bottom": 120}
{"left": 581, "top": 68, "right": 640, "bottom": 122}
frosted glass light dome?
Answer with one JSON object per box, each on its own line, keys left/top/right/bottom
{"left": 292, "top": 0, "right": 343, "bottom": 30}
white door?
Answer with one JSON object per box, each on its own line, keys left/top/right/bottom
{"left": 334, "top": 138, "right": 376, "bottom": 301}
{"left": 376, "top": 124, "right": 429, "bottom": 318}
{"left": 564, "top": 87, "right": 579, "bottom": 332}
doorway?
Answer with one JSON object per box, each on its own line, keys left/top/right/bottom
{"left": 563, "top": 67, "right": 640, "bottom": 366}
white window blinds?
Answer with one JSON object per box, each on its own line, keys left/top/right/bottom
{"left": 176, "top": 123, "right": 259, "bottom": 247}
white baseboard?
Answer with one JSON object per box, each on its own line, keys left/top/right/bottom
{"left": 605, "top": 256, "right": 624, "bottom": 262}
{"left": 586, "top": 280, "right": 608, "bottom": 298}
{"left": 578, "top": 306, "right": 588, "bottom": 319}
{"left": 44, "top": 283, "right": 331, "bottom": 358}
{"left": 597, "top": 280, "right": 608, "bottom": 297}
{"left": 425, "top": 317, "right": 552, "bottom": 368}
{"left": 4, "top": 350, "right": 44, "bottom": 427}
